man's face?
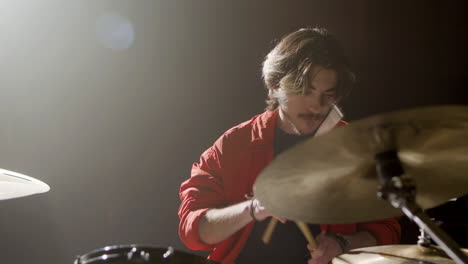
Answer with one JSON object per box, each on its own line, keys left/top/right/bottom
{"left": 279, "top": 66, "right": 338, "bottom": 135}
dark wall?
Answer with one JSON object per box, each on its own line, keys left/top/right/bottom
{"left": 343, "top": 0, "right": 468, "bottom": 120}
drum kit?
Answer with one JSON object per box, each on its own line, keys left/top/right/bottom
{"left": 73, "top": 245, "right": 218, "bottom": 264}
{"left": 4, "top": 105, "right": 468, "bottom": 263}
{"left": 254, "top": 105, "right": 468, "bottom": 264}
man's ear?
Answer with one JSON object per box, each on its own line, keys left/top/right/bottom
{"left": 269, "top": 85, "right": 281, "bottom": 95}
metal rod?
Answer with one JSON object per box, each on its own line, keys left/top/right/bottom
{"left": 375, "top": 150, "right": 468, "bottom": 264}
{"left": 401, "top": 203, "right": 468, "bottom": 264}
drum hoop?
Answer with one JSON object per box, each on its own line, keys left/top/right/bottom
{"left": 75, "top": 244, "right": 171, "bottom": 264}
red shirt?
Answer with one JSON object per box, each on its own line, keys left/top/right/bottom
{"left": 178, "top": 110, "right": 401, "bottom": 264}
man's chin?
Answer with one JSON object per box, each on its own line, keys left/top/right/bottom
{"left": 300, "top": 126, "right": 320, "bottom": 135}
{"left": 294, "top": 119, "right": 320, "bottom": 135}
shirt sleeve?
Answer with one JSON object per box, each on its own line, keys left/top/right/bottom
{"left": 178, "top": 143, "right": 227, "bottom": 251}
{"left": 357, "top": 217, "right": 401, "bottom": 245}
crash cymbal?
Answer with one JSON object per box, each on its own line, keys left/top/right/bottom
{"left": 0, "top": 168, "right": 50, "bottom": 200}
{"left": 254, "top": 105, "right": 468, "bottom": 223}
{"left": 332, "top": 245, "right": 468, "bottom": 264}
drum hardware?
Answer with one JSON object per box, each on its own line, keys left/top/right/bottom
{"left": 375, "top": 150, "right": 468, "bottom": 264}
{"left": 74, "top": 244, "right": 218, "bottom": 264}
{"left": 254, "top": 105, "right": 468, "bottom": 263}
{"left": 418, "top": 227, "right": 432, "bottom": 248}
{"left": 417, "top": 219, "right": 443, "bottom": 247}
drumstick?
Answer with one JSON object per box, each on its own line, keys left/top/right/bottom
{"left": 296, "top": 221, "right": 317, "bottom": 249}
{"left": 261, "top": 218, "right": 317, "bottom": 249}
{"left": 261, "top": 218, "right": 278, "bottom": 244}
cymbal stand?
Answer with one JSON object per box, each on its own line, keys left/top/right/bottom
{"left": 375, "top": 150, "right": 468, "bottom": 264}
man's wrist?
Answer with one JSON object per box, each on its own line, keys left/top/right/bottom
{"left": 328, "top": 232, "right": 350, "bottom": 253}
{"left": 249, "top": 199, "right": 258, "bottom": 221}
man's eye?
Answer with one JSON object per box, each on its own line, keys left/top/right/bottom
{"left": 324, "top": 90, "right": 336, "bottom": 98}
{"left": 304, "top": 88, "right": 316, "bottom": 95}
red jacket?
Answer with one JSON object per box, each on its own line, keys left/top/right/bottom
{"left": 178, "top": 110, "right": 401, "bottom": 264}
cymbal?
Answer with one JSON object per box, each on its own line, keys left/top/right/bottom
{"left": 254, "top": 105, "right": 468, "bottom": 223}
{"left": 0, "top": 168, "right": 50, "bottom": 200}
{"left": 332, "top": 245, "right": 468, "bottom": 264}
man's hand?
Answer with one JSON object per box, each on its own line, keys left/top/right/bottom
{"left": 250, "top": 199, "right": 286, "bottom": 223}
{"left": 307, "top": 233, "right": 343, "bottom": 264}
{"left": 307, "top": 230, "right": 378, "bottom": 264}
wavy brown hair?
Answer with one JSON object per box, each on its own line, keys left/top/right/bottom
{"left": 262, "top": 27, "right": 355, "bottom": 110}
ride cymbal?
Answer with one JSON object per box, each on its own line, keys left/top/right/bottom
{"left": 254, "top": 105, "right": 468, "bottom": 223}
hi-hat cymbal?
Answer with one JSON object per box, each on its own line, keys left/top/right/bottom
{"left": 254, "top": 105, "right": 468, "bottom": 223}
{"left": 332, "top": 245, "right": 468, "bottom": 264}
{"left": 0, "top": 168, "right": 50, "bottom": 200}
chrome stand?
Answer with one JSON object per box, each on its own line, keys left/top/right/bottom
{"left": 375, "top": 150, "right": 468, "bottom": 264}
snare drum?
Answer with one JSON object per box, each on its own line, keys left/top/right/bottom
{"left": 74, "top": 245, "right": 217, "bottom": 264}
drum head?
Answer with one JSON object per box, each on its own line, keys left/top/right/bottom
{"left": 74, "top": 245, "right": 216, "bottom": 264}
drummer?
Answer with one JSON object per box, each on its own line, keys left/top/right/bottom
{"left": 178, "top": 27, "right": 401, "bottom": 264}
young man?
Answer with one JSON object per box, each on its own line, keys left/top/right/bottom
{"left": 178, "top": 27, "right": 401, "bottom": 264}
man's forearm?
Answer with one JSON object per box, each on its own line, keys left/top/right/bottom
{"left": 198, "top": 200, "right": 254, "bottom": 245}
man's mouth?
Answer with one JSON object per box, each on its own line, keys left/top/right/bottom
{"left": 298, "top": 113, "right": 324, "bottom": 121}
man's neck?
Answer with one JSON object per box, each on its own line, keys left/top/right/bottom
{"left": 277, "top": 107, "right": 302, "bottom": 135}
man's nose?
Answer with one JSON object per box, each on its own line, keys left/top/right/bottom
{"left": 307, "top": 94, "right": 324, "bottom": 112}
